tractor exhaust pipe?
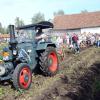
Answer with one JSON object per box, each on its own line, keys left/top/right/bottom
{"left": 9, "top": 25, "right": 17, "bottom": 50}
{"left": 9, "top": 25, "right": 16, "bottom": 43}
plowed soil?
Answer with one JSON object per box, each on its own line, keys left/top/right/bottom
{"left": 0, "top": 47, "right": 100, "bottom": 100}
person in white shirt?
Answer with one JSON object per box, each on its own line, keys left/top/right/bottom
{"left": 35, "top": 28, "right": 47, "bottom": 43}
{"left": 56, "top": 36, "right": 63, "bottom": 48}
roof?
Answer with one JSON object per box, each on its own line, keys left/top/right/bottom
{"left": 0, "top": 34, "right": 10, "bottom": 38}
{"left": 53, "top": 11, "right": 100, "bottom": 30}
{"left": 16, "top": 21, "right": 54, "bottom": 30}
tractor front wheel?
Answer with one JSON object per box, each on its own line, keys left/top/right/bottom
{"left": 12, "top": 63, "right": 32, "bottom": 90}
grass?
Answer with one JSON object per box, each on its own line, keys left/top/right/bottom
{"left": 0, "top": 88, "right": 4, "bottom": 96}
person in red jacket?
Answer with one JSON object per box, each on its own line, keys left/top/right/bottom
{"left": 72, "top": 33, "right": 80, "bottom": 53}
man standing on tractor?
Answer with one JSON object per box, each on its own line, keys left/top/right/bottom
{"left": 72, "top": 33, "right": 80, "bottom": 53}
{"left": 35, "top": 28, "right": 47, "bottom": 43}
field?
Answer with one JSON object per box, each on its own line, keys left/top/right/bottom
{"left": 0, "top": 44, "right": 100, "bottom": 100}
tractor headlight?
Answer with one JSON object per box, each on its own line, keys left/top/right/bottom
{"left": 0, "top": 65, "right": 6, "bottom": 76}
{"left": 13, "top": 50, "right": 17, "bottom": 55}
{"left": 3, "top": 52, "right": 10, "bottom": 61}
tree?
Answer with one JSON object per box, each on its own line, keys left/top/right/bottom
{"left": 54, "top": 10, "right": 65, "bottom": 16}
{"left": 0, "top": 22, "right": 7, "bottom": 34}
{"left": 48, "top": 19, "right": 53, "bottom": 23}
{"left": 0, "top": 22, "right": 3, "bottom": 33}
{"left": 31, "top": 12, "right": 45, "bottom": 24}
{"left": 81, "top": 10, "right": 88, "bottom": 13}
{"left": 15, "top": 17, "right": 24, "bottom": 27}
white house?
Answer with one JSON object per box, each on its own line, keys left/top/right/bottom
{"left": 51, "top": 11, "right": 100, "bottom": 36}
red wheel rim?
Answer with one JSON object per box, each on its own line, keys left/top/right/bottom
{"left": 48, "top": 52, "right": 58, "bottom": 72}
{"left": 19, "top": 67, "right": 31, "bottom": 89}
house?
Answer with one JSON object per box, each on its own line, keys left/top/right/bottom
{"left": 51, "top": 11, "right": 100, "bottom": 37}
{"left": 0, "top": 34, "right": 10, "bottom": 42}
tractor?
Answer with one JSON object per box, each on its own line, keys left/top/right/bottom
{"left": 0, "top": 21, "right": 59, "bottom": 90}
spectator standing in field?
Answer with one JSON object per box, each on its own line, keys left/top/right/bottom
{"left": 56, "top": 36, "right": 64, "bottom": 60}
{"left": 90, "top": 34, "right": 95, "bottom": 46}
{"left": 66, "top": 34, "right": 70, "bottom": 47}
{"left": 72, "top": 33, "right": 80, "bottom": 53}
{"left": 96, "top": 34, "right": 100, "bottom": 48}
{"left": 56, "top": 36, "right": 63, "bottom": 48}
{"left": 63, "top": 34, "right": 67, "bottom": 44}
{"left": 69, "top": 35, "right": 73, "bottom": 49}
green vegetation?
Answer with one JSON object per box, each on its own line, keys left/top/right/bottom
{"left": 0, "top": 23, "right": 8, "bottom": 34}
{"left": 53, "top": 9, "right": 65, "bottom": 16}
{"left": 93, "top": 77, "right": 100, "bottom": 93}
{"left": 0, "top": 88, "right": 4, "bottom": 95}
{"left": 31, "top": 12, "right": 45, "bottom": 24}
{"left": 15, "top": 17, "right": 25, "bottom": 27}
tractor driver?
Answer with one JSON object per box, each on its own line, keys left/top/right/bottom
{"left": 35, "top": 28, "right": 47, "bottom": 43}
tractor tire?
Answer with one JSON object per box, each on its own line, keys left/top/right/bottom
{"left": 12, "top": 63, "right": 32, "bottom": 90}
{"left": 39, "top": 47, "right": 59, "bottom": 76}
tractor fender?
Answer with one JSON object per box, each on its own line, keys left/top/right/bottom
{"left": 36, "top": 42, "right": 56, "bottom": 51}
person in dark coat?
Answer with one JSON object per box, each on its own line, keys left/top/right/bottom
{"left": 72, "top": 33, "right": 80, "bottom": 53}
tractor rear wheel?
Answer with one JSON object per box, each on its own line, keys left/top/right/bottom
{"left": 12, "top": 63, "right": 32, "bottom": 90}
{"left": 39, "top": 47, "right": 59, "bottom": 76}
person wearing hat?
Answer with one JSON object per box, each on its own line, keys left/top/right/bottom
{"left": 35, "top": 28, "right": 47, "bottom": 43}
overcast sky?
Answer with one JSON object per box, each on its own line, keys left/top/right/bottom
{"left": 0, "top": 0, "right": 100, "bottom": 27}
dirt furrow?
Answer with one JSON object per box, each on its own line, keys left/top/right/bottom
{"left": 33, "top": 47, "right": 100, "bottom": 100}
{"left": 0, "top": 47, "right": 99, "bottom": 100}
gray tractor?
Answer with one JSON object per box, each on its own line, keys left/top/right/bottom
{"left": 0, "top": 21, "right": 59, "bottom": 90}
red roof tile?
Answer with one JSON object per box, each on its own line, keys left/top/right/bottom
{"left": 53, "top": 11, "right": 100, "bottom": 29}
{"left": 0, "top": 34, "right": 10, "bottom": 38}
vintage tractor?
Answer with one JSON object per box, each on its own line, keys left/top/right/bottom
{"left": 0, "top": 21, "right": 59, "bottom": 90}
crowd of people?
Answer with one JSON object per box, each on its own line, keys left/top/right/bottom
{"left": 48, "top": 32, "right": 100, "bottom": 54}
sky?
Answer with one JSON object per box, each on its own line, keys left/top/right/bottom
{"left": 0, "top": 0, "right": 100, "bottom": 27}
